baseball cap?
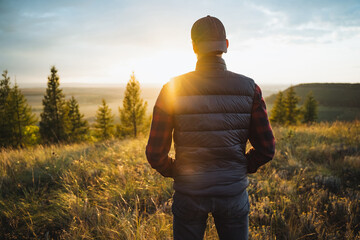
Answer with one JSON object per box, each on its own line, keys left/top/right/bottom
{"left": 191, "top": 15, "right": 227, "bottom": 54}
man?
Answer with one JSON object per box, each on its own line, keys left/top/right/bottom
{"left": 146, "top": 15, "right": 275, "bottom": 240}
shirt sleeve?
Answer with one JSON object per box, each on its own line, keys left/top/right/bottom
{"left": 246, "top": 84, "right": 276, "bottom": 174}
{"left": 145, "top": 85, "right": 174, "bottom": 178}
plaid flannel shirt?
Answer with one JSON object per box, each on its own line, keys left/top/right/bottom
{"left": 146, "top": 84, "right": 275, "bottom": 177}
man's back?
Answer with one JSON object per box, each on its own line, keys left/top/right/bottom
{"left": 146, "top": 15, "right": 275, "bottom": 240}
{"left": 164, "top": 55, "right": 255, "bottom": 196}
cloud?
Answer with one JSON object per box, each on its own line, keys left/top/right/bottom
{"left": 245, "top": 0, "right": 360, "bottom": 43}
{"left": 0, "top": 0, "right": 359, "bottom": 86}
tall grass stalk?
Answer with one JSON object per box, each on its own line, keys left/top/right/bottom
{"left": 1, "top": 121, "right": 359, "bottom": 239}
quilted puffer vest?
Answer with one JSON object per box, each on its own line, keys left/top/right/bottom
{"left": 168, "top": 56, "right": 255, "bottom": 196}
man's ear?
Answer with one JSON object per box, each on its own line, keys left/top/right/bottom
{"left": 192, "top": 41, "right": 198, "bottom": 54}
{"left": 226, "top": 39, "right": 229, "bottom": 49}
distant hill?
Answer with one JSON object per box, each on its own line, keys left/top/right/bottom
{"left": 20, "top": 84, "right": 359, "bottom": 122}
{"left": 265, "top": 83, "right": 360, "bottom": 107}
{"left": 265, "top": 83, "right": 360, "bottom": 121}
{"left": 22, "top": 87, "right": 161, "bottom": 123}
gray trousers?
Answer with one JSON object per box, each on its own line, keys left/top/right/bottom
{"left": 172, "top": 190, "right": 249, "bottom": 240}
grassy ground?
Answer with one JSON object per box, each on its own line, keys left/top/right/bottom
{"left": 1, "top": 121, "right": 359, "bottom": 239}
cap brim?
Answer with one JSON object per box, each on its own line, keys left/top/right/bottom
{"left": 196, "top": 40, "right": 227, "bottom": 53}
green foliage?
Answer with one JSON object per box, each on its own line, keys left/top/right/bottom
{"left": 0, "top": 70, "right": 12, "bottom": 147}
{"left": 40, "top": 66, "right": 69, "bottom": 144}
{"left": 115, "top": 124, "right": 131, "bottom": 138}
{"left": 270, "top": 87, "right": 301, "bottom": 126}
{"left": 302, "top": 91, "right": 318, "bottom": 123}
{"left": 119, "top": 72, "right": 148, "bottom": 137}
{"left": 284, "top": 86, "right": 300, "bottom": 125}
{"left": 270, "top": 91, "right": 286, "bottom": 125}
{"left": 6, "top": 83, "right": 38, "bottom": 147}
{"left": 265, "top": 83, "right": 360, "bottom": 122}
{"left": 0, "top": 70, "right": 37, "bottom": 148}
{"left": 23, "top": 125, "right": 40, "bottom": 146}
{"left": 67, "top": 96, "right": 89, "bottom": 142}
{"left": 266, "top": 83, "right": 360, "bottom": 108}
{"left": 94, "top": 99, "right": 114, "bottom": 139}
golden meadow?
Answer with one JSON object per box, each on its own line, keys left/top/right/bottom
{"left": 1, "top": 121, "right": 359, "bottom": 239}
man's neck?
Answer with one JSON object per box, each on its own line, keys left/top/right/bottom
{"left": 195, "top": 54, "right": 227, "bottom": 71}
{"left": 197, "top": 53, "right": 223, "bottom": 60}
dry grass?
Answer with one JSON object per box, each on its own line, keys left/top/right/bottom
{"left": 1, "top": 121, "right": 359, "bottom": 239}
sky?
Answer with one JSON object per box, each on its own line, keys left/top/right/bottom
{"left": 0, "top": 0, "right": 359, "bottom": 87}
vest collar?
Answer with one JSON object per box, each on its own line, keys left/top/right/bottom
{"left": 195, "top": 55, "right": 227, "bottom": 71}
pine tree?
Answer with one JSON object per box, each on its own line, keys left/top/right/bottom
{"left": 67, "top": 96, "right": 89, "bottom": 142}
{"left": 302, "top": 91, "right": 318, "bottom": 123}
{"left": 0, "top": 70, "right": 11, "bottom": 104}
{"left": 95, "top": 99, "right": 114, "bottom": 139}
{"left": 284, "top": 86, "right": 300, "bottom": 125}
{"left": 6, "top": 83, "right": 37, "bottom": 147}
{"left": 40, "top": 66, "right": 69, "bottom": 143}
{"left": 119, "top": 72, "right": 148, "bottom": 137}
{"left": 270, "top": 91, "right": 286, "bottom": 125}
{"left": 0, "top": 70, "right": 13, "bottom": 147}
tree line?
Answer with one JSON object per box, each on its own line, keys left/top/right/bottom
{"left": 0, "top": 67, "right": 148, "bottom": 148}
{"left": 0, "top": 70, "right": 37, "bottom": 148}
{"left": 270, "top": 86, "right": 318, "bottom": 125}
{"left": 1, "top": 67, "right": 319, "bottom": 148}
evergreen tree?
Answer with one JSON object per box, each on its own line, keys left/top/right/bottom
{"left": 95, "top": 99, "right": 114, "bottom": 139}
{"left": 67, "top": 96, "right": 89, "bottom": 142}
{"left": 119, "top": 72, "right": 148, "bottom": 137}
{"left": 0, "top": 70, "right": 12, "bottom": 147}
{"left": 6, "top": 83, "right": 37, "bottom": 147}
{"left": 0, "top": 70, "right": 11, "bottom": 104}
{"left": 284, "top": 86, "right": 300, "bottom": 125}
{"left": 40, "top": 66, "right": 69, "bottom": 143}
{"left": 270, "top": 91, "right": 286, "bottom": 125}
{"left": 302, "top": 91, "right": 318, "bottom": 123}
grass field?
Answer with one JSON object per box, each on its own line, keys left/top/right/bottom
{"left": 1, "top": 121, "right": 359, "bottom": 239}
